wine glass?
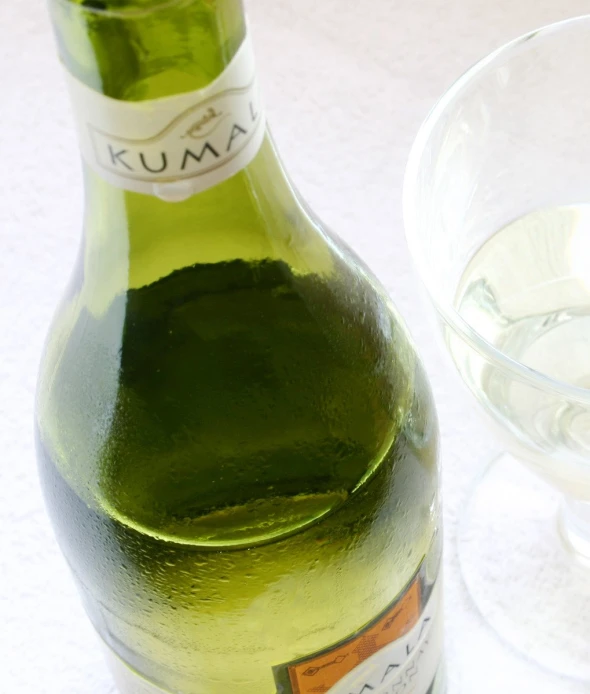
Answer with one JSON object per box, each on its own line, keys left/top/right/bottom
{"left": 404, "top": 16, "right": 590, "bottom": 682}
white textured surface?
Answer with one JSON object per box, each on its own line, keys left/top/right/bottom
{"left": 2, "top": 1, "right": 590, "bottom": 693}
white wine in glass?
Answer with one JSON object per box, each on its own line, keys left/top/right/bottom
{"left": 454, "top": 205, "right": 590, "bottom": 498}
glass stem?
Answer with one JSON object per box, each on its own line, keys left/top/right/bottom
{"left": 558, "top": 497, "right": 590, "bottom": 563}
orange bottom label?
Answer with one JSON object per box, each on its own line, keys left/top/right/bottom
{"left": 276, "top": 576, "right": 423, "bottom": 694}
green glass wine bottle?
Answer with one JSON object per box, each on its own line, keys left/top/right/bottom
{"left": 36, "top": 1, "right": 445, "bottom": 693}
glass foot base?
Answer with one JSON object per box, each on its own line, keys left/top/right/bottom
{"left": 457, "top": 453, "right": 590, "bottom": 682}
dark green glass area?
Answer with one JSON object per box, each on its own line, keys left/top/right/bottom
{"left": 42, "top": 258, "right": 414, "bottom": 547}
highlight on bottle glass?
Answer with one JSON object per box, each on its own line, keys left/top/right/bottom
{"left": 404, "top": 15, "right": 590, "bottom": 683}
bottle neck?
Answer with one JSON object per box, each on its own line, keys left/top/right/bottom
{"left": 51, "top": 0, "right": 248, "bottom": 99}
{"left": 80, "top": 135, "right": 315, "bottom": 293}
{"left": 51, "top": 0, "right": 327, "bottom": 297}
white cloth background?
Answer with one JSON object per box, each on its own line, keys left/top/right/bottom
{"left": 2, "top": 1, "right": 590, "bottom": 692}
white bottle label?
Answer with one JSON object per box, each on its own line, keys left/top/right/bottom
{"left": 65, "top": 36, "right": 265, "bottom": 202}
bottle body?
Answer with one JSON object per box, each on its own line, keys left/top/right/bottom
{"left": 36, "top": 1, "right": 444, "bottom": 692}
{"left": 36, "top": 248, "right": 443, "bottom": 694}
